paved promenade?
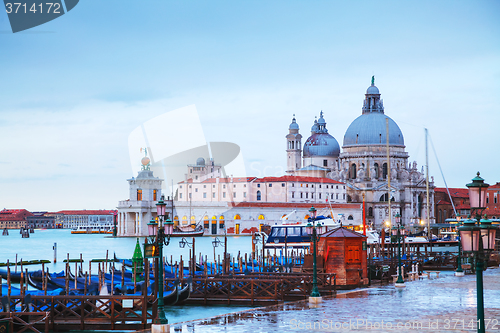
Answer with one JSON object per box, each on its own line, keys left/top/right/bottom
{"left": 146, "top": 267, "right": 500, "bottom": 332}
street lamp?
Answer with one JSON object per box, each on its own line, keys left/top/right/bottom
{"left": 455, "top": 215, "right": 464, "bottom": 277}
{"left": 306, "top": 206, "right": 322, "bottom": 303}
{"left": 459, "top": 173, "right": 498, "bottom": 333}
{"left": 145, "top": 195, "right": 174, "bottom": 325}
{"left": 391, "top": 213, "right": 405, "bottom": 288}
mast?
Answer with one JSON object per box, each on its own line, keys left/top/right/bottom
{"left": 425, "top": 128, "right": 430, "bottom": 241}
{"left": 386, "top": 118, "right": 391, "bottom": 227}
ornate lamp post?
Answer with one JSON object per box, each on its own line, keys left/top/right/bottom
{"left": 459, "top": 173, "right": 498, "bottom": 333}
{"left": 306, "top": 206, "right": 323, "bottom": 303}
{"left": 146, "top": 195, "right": 174, "bottom": 325}
{"left": 391, "top": 213, "right": 405, "bottom": 288}
{"left": 455, "top": 215, "right": 465, "bottom": 277}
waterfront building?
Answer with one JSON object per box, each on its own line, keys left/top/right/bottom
{"left": 117, "top": 154, "right": 171, "bottom": 237}
{"left": 56, "top": 210, "right": 116, "bottom": 229}
{"left": 434, "top": 188, "right": 470, "bottom": 223}
{"left": 0, "top": 209, "right": 33, "bottom": 229}
{"left": 486, "top": 182, "right": 500, "bottom": 218}
{"left": 26, "top": 212, "right": 56, "bottom": 229}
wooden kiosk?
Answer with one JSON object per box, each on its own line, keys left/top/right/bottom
{"left": 317, "top": 227, "right": 368, "bottom": 287}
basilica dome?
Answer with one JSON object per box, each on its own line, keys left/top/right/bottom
{"left": 303, "top": 111, "right": 340, "bottom": 157}
{"left": 343, "top": 78, "right": 404, "bottom": 147}
{"left": 343, "top": 113, "right": 404, "bottom": 147}
{"left": 303, "top": 133, "right": 340, "bottom": 157}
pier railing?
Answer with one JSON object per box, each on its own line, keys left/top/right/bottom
{"left": 0, "top": 294, "right": 154, "bottom": 332}
{"left": 169, "top": 272, "right": 336, "bottom": 305}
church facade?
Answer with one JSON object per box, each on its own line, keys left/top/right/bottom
{"left": 286, "top": 78, "right": 434, "bottom": 229}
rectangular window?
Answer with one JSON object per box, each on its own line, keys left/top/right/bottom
{"left": 212, "top": 193, "right": 215, "bottom": 198}
{"left": 203, "top": 193, "right": 207, "bottom": 198}
{"left": 331, "top": 194, "right": 334, "bottom": 200}
{"left": 319, "top": 193, "right": 321, "bottom": 199}
{"left": 234, "top": 184, "right": 236, "bottom": 188}
{"left": 336, "top": 193, "right": 339, "bottom": 200}
{"left": 204, "top": 185, "right": 206, "bottom": 188}
{"left": 213, "top": 185, "right": 215, "bottom": 188}
{"left": 137, "top": 189, "right": 142, "bottom": 201}
{"left": 153, "top": 189, "right": 157, "bottom": 201}
{"left": 495, "top": 196, "right": 498, "bottom": 204}
{"left": 323, "top": 159, "right": 328, "bottom": 167}
{"left": 189, "top": 193, "right": 192, "bottom": 199}
{"left": 244, "top": 192, "right": 247, "bottom": 198}
{"left": 306, "top": 193, "right": 308, "bottom": 199}
{"left": 269, "top": 184, "right": 272, "bottom": 187}
{"left": 257, "top": 184, "right": 261, "bottom": 188}
{"left": 282, "top": 183, "right": 285, "bottom": 187}
{"left": 343, "top": 193, "right": 346, "bottom": 199}
{"left": 233, "top": 192, "right": 236, "bottom": 198}
{"left": 311, "top": 193, "right": 314, "bottom": 199}
{"left": 336, "top": 185, "right": 339, "bottom": 189}
{"left": 223, "top": 185, "right": 226, "bottom": 189}
{"left": 195, "top": 188, "right": 198, "bottom": 192}
{"left": 223, "top": 192, "right": 226, "bottom": 198}
{"left": 292, "top": 192, "right": 295, "bottom": 198}
{"left": 300, "top": 193, "right": 303, "bottom": 198}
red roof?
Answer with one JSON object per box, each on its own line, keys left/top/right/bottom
{"left": 489, "top": 182, "right": 500, "bottom": 189}
{"left": 455, "top": 204, "right": 470, "bottom": 210}
{"left": 254, "top": 176, "right": 344, "bottom": 184}
{"left": 55, "top": 210, "right": 116, "bottom": 216}
{"left": 434, "top": 187, "right": 469, "bottom": 198}
{"left": 229, "top": 202, "right": 360, "bottom": 209}
{"left": 436, "top": 200, "right": 452, "bottom": 205}
{"left": 0, "top": 209, "right": 34, "bottom": 221}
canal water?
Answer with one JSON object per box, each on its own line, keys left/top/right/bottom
{"left": 0, "top": 229, "right": 255, "bottom": 324}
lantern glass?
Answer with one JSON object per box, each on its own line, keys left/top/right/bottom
{"left": 148, "top": 219, "right": 158, "bottom": 237}
{"left": 156, "top": 195, "right": 166, "bottom": 216}
{"left": 468, "top": 187, "right": 486, "bottom": 209}
{"left": 306, "top": 222, "right": 313, "bottom": 235}
{"left": 315, "top": 222, "right": 323, "bottom": 235}
{"left": 309, "top": 206, "right": 317, "bottom": 219}
{"left": 164, "top": 218, "right": 174, "bottom": 236}
{"left": 391, "top": 227, "right": 397, "bottom": 236}
{"left": 459, "top": 228, "right": 481, "bottom": 252}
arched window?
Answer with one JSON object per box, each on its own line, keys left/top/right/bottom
{"left": 443, "top": 210, "right": 447, "bottom": 220}
{"left": 256, "top": 190, "right": 261, "bottom": 201}
{"left": 382, "top": 163, "right": 388, "bottom": 179}
{"left": 234, "top": 214, "right": 241, "bottom": 220}
{"left": 219, "top": 215, "right": 225, "bottom": 229}
{"left": 350, "top": 163, "right": 357, "bottom": 179}
{"left": 137, "top": 189, "right": 142, "bottom": 201}
{"left": 204, "top": 215, "right": 209, "bottom": 229}
{"left": 439, "top": 210, "right": 442, "bottom": 223}
{"left": 380, "top": 193, "right": 388, "bottom": 202}
{"left": 191, "top": 215, "right": 196, "bottom": 226}
{"left": 368, "top": 207, "right": 373, "bottom": 217}
{"left": 348, "top": 215, "right": 354, "bottom": 220}
{"left": 182, "top": 216, "right": 188, "bottom": 225}
{"left": 258, "top": 214, "right": 265, "bottom": 220}
{"left": 373, "top": 163, "right": 379, "bottom": 179}
{"left": 174, "top": 216, "right": 179, "bottom": 227}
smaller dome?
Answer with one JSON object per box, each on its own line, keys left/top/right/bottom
{"left": 317, "top": 111, "right": 326, "bottom": 125}
{"left": 311, "top": 119, "right": 319, "bottom": 133}
{"left": 289, "top": 115, "right": 299, "bottom": 130}
{"left": 196, "top": 157, "right": 206, "bottom": 166}
{"left": 366, "top": 85, "right": 380, "bottom": 95}
{"left": 141, "top": 156, "right": 150, "bottom": 166}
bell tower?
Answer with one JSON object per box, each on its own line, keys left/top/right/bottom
{"left": 286, "top": 115, "right": 302, "bottom": 173}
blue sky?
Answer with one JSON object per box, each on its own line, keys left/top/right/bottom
{"left": 1, "top": 0, "right": 499, "bottom": 211}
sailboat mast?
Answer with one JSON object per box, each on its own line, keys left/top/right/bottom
{"left": 425, "top": 128, "right": 430, "bottom": 240}
{"left": 386, "top": 118, "right": 391, "bottom": 227}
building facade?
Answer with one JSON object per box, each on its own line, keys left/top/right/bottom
{"left": 0, "top": 209, "right": 33, "bottom": 229}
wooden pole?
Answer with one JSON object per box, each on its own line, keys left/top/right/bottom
{"left": 7, "top": 260, "right": 11, "bottom": 297}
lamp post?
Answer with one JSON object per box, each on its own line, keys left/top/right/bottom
{"left": 146, "top": 195, "right": 174, "bottom": 325}
{"left": 391, "top": 213, "right": 405, "bottom": 288}
{"left": 458, "top": 173, "right": 498, "bottom": 333}
{"left": 306, "top": 206, "right": 323, "bottom": 303}
{"left": 212, "top": 237, "right": 225, "bottom": 274}
{"left": 455, "top": 215, "right": 464, "bottom": 277}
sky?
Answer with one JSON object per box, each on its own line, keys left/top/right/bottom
{"left": 0, "top": 0, "right": 499, "bottom": 212}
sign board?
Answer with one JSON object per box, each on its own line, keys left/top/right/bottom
{"left": 122, "top": 299, "right": 134, "bottom": 308}
{"left": 144, "top": 243, "right": 158, "bottom": 258}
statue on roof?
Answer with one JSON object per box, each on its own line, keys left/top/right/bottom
{"left": 371, "top": 75, "right": 375, "bottom": 86}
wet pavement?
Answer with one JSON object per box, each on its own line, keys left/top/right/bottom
{"left": 146, "top": 267, "right": 500, "bottom": 332}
